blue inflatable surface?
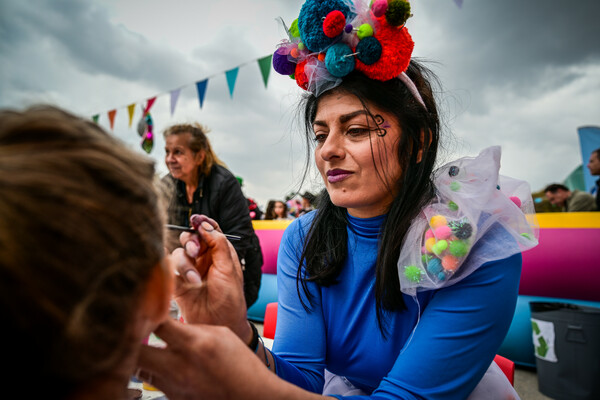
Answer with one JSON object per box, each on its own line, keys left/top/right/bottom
{"left": 498, "top": 295, "right": 600, "bottom": 367}
{"left": 248, "top": 273, "right": 278, "bottom": 322}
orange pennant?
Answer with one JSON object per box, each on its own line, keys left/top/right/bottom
{"left": 107, "top": 109, "right": 117, "bottom": 130}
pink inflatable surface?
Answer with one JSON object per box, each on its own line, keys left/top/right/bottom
{"left": 520, "top": 212, "right": 600, "bottom": 302}
{"left": 252, "top": 213, "right": 600, "bottom": 301}
{"left": 253, "top": 220, "right": 292, "bottom": 275}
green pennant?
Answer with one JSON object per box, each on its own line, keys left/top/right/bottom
{"left": 257, "top": 54, "right": 273, "bottom": 88}
{"left": 92, "top": 114, "right": 99, "bottom": 124}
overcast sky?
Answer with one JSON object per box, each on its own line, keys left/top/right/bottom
{"left": 1, "top": 0, "right": 599, "bottom": 209}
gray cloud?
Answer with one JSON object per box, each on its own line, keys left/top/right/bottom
{"left": 1, "top": 0, "right": 599, "bottom": 206}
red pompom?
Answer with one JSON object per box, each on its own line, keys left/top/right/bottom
{"left": 295, "top": 60, "right": 309, "bottom": 90}
{"left": 323, "top": 10, "right": 346, "bottom": 38}
{"left": 354, "top": 17, "right": 414, "bottom": 81}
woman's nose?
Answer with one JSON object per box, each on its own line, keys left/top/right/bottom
{"left": 319, "top": 132, "right": 344, "bottom": 161}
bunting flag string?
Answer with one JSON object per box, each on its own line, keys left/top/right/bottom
{"left": 91, "top": 54, "right": 274, "bottom": 126}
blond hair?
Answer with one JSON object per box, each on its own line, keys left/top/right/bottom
{"left": 163, "top": 123, "right": 227, "bottom": 176}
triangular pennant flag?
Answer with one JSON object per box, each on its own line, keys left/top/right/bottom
{"left": 144, "top": 97, "right": 157, "bottom": 115}
{"left": 170, "top": 89, "right": 181, "bottom": 116}
{"left": 257, "top": 55, "right": 272, "bottom": 88}
{"left": 107, "top": 109, "right": 117, "bottom": 130}
{"left": 92, "top": 114, "right": 99, "bottom": 124}
{"left": 196, "top": 79, "right": 208, "bottom": 108}
{"left": 225, "top": 68, "right": 239, "bottom": 98}
{"left": 127, "top": 103, "right": 136, "bottom": 127}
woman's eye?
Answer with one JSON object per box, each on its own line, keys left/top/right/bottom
{"left": 347, "top": 127, "right": 370, "bottom": 137}
{"left": 313, "top": 133, "right": 327, "bottom": 143}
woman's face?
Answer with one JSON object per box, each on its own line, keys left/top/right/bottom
{"left": 165, "top": 132, "right": 204, "bottom": 183}
{"left": 274, "top": 202, "right": 286, "bottom": 218}
{"left": 313, "top": 92, "right": 403, "bottom": 218}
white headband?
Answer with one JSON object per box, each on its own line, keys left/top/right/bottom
{"left": 398, "top": 72, "right": 427, "bottom": 110}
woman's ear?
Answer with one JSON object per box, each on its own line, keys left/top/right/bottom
{"left": 416, "top": 130, "right": 432, "bottom": 163}
{"left": 194, "top": 149, "right": 206, "bottom": 168}
{"left": 140, "top": 257, "right": 174, "bottom": 326}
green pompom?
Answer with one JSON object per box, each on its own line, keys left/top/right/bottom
{"left": 357, "top": 23, "right": 374, "bottom": 40}
{"left": 448, "top": 201, "right": 459, "bottom": 211}
{"left": 289, "top": 19, "right": 300, "bottom": 38}
{"left": 449, "top": 240, "right": 469, "bottom": 257}
{"left": 404, "top": 265, "right": 423, "bottom": 283}
{"left": 386, "top": 0, "right": 411, "bottom": 27}
{"left": 450, "top": 181, "right": 461, "bottom": 191}
{"left": 521, "top": 233, "right": 533, "bottom": 240}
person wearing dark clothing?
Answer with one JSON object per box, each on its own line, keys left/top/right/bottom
{"left": 162, "top": 123, "right": 262, "bottom": 308}
{"left": 544, "top": 183, "right": 596, "bottom": 212}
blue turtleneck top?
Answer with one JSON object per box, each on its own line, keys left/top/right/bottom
{"left": 271, "top": 211, "right": 521, "bottom": 399}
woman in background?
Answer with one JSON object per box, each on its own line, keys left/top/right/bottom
{"left": 264, "top": 199, "right": 291, "bottom": 220}
{"left": 162, "top": 123, "right": 263, "bottom": 308}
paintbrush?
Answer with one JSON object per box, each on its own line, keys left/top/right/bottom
{"left": 165, "top": 224, "right": 241, "bottom": 241}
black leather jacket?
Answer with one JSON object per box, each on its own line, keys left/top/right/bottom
{"left": 162, "top": 164, "right": 263, "bottom": 307}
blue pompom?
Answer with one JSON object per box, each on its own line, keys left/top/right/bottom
{"left": 298, "top": 0, "right": 353, "bottom": 52}
{"left": 272, "top": 49, "right": 296, "bottom": 76}
{"left": 356, "top": 37, "right": 382, "bottom": 65}
{"left": 426, "top": 258, "right": 443, "bottom": 275}
{"left": 324, "top": 43, "right": 355, "bottom": 77}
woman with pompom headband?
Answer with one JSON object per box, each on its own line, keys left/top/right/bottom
{"left": 136, "top": 1, "right": 538, "bottom": 399}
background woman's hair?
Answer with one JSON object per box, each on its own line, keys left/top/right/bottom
{"left": 297, "top": 60, "right": 441, "bottom": 336}
{"left": 163, "top": 123, "right": 227, "bottom": 176}
{"left": 0, "top": 105, "right": 165, "bottom": 395}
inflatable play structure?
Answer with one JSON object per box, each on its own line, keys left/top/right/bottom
{"left": 247, "top": 212, "right": 600, "bottom": 367}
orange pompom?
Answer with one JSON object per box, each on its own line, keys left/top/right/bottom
{"left": 441, "top": 255, "right": 460, "bottom": 271}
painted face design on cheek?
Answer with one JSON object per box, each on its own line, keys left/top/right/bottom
{"left": 374, "top": 114, "right": 390, "bottom": 137}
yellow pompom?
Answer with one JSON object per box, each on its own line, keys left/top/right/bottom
{"left": 430, "top": 215, "right": 447, "bottom": 228}
{"left": 425, "top": 237, "right": 436, "bottom": 253}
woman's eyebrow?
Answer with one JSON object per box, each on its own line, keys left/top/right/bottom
{"left": 313, "top": 110, "right": 369, "bottom": 127}
{"left": 339, "top": 110, "right": 368, "bottom": 124}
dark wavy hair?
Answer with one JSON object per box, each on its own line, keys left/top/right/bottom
{"left": 297, "top": 60, "right": 441, "bottom": 336}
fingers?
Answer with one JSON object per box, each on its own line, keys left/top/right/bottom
{"left": 190, "top": 214, "right": 221, "bottom": 233}
{"left": 172, "top": 248, "right": 202, "bottom": 284}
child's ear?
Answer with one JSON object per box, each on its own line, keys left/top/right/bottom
{"left": 140, "top": 257, "right": 174, "bottom": 325}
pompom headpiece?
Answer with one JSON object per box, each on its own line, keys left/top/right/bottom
{"left": 273, "top": 0, "right": 423, "bottom": 106}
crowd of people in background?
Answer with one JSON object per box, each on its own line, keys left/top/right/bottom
{"left": 252, "top": 190, "right": 317, "bottom": 221}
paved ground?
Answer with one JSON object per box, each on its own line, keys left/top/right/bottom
{"left": 130, "top": 324, "right": 554, "bottom": 399}
{"left": 514, "top": 366, "right": 552, "bottom": 400}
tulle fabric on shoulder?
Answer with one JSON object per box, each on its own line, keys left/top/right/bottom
{"left": 398, "top": 146, "right": 539, "bottom": 296}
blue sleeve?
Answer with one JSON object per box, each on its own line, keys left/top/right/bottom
{"left": 334, "top": 253, "right": 522, "bottom": 400}
{"left": 272, "top": 216, "right": 327, "bottom": 393}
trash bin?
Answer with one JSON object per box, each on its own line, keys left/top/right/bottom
{"left": 530, "top": 301, "right": 600, "bottom": 400}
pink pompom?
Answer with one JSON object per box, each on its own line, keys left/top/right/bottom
{"left": 434, "top": 225, "right": 452, "bottom": 240}
{"left": 371, "top": 0, "right": 388, "bottom": 18}
{"left": 509, "top": 196, "right": 522, "bottom": 208}
{"left": 425, "top": 229, "right": 434, "bottom": 239}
